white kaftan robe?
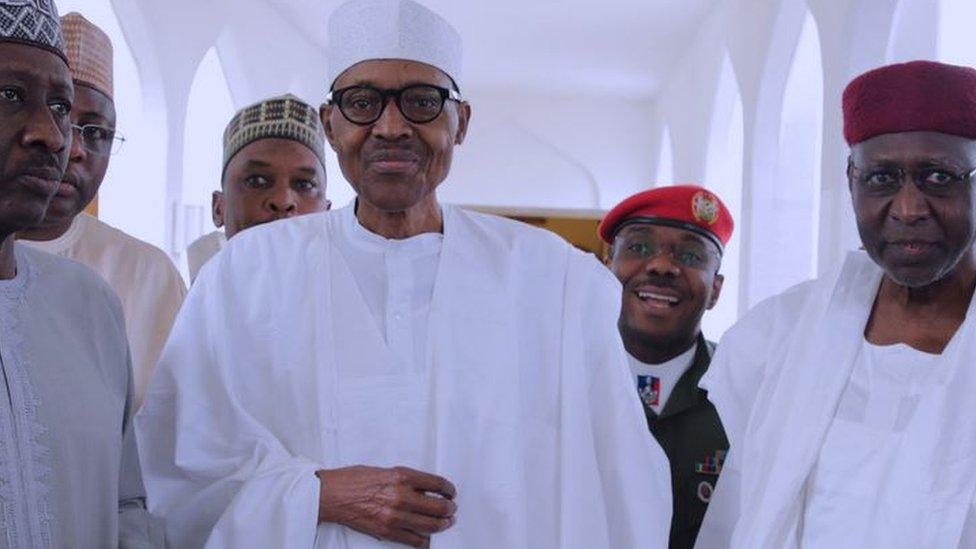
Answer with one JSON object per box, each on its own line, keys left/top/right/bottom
{"left": 136, "top": 204, "right": 672, "bottom": 549}
{"left": 695, "top": 251, "right": 976, "bottom": 549}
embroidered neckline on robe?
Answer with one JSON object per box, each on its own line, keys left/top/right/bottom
{"left": 0, "top": 247, "right": 54, "bottom": 548}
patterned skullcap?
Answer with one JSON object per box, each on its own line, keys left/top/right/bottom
{"left": 328, "top": 0, "right": 463, "bottom": 90}
{"left": 223, "top": 94, "right": 326, "bottom": 171}
{"left": 0, "top": 0, "right": 66, "bottom": 62}
{"left": 61, "top": 12, "right": 112, "bottom": 98}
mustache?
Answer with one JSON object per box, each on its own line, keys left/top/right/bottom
{"left": 11, "top": 155, "right": 63, "bottom": 181}
{"left": 60, "top": 170, "right": 81, "bottom": 187}
{"left": 627, "top": 274, "right": 680, "bottom": 291}
{"left": 363, "top": 143, "right": 424, "bottom": 161}
{"left": 883, "top": 230, "right": 941, "bottom": 243}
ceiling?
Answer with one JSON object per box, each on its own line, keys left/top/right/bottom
{"left": 265, "top": 0, "right": 720, "bottom": 99}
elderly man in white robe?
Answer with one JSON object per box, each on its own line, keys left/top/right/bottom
{"left": 136, "top": 0, "right": 672, "bottom": 548}
{"left": 695, "top": 60, "right": 976, "bottom": 548}
{"left": 0, "top": 1, "right": 160, "bottom": 546}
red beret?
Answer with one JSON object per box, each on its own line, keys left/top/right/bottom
{"left": 843, "top": 60, "right": 976, "bottom": 146}
{"left": 598, "top": 184, "right": 734, "bottom": 252}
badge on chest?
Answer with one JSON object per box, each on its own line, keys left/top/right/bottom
{"left": 637, "top": 375, "right": 660, "bottom": 408}
{"left": 694, "top": 450, "right": 726, "bottom": 504}
{"left": 695, "top": 449, "right": 726, "bottom": 476}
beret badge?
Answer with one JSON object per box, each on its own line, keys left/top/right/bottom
{"left": 691, "top": 191, "right": 720, "bottom": 225}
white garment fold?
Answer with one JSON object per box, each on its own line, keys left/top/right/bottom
{"left": 136, "top": 205, "right": 672, "bottom": 549}
{"left": 696, "top": 251, "right": 976, "bottom": 549}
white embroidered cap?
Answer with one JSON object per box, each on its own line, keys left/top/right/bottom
{"left": 327, "top": 0, "right": 463, "bottom": 90}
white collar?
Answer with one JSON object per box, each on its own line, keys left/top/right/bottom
{"left": 341, "top": 201, "right": 445, "bottom": 255}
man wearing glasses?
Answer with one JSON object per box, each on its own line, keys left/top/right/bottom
{"left": 136, "top": 0, "right": 672, "bottom": 547}
{"left": 600, "top": 185, "right": 733, "bottom": 549}
{"left": 19, "top": 12, "right": 186, "bottom": 409}
{"left": 697, "top": 60, "right": 976, "bottom": 548}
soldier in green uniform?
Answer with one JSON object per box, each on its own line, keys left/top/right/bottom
{"left": 599, "top": 184, "right": 734, "bottom": 549}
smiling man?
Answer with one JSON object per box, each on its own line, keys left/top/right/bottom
{"left": 697, "top": 60, "right": 976, "bottom": 548}
{"left": 137, "top": 0, "right": 671, "bottom": 547}
{"left": 18, "top": 12, "right": 186, "bottom": 409}
{"left": 185, "top": 94, "right": 331, "bottom": 282}
{"left": 601, "top": 185, "right": 733, "bottom": 549}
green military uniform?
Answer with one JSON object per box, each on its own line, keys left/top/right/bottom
{"left": 642, "top": 334, "right": 728, "bottom": 549}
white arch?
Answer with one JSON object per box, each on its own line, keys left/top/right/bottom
{"left": 180, "top": 47, "right": 236, "bottom": 252}
{"left": 702, "top": 53, "right": 743, "bottom": 339}
{"left": 887, "top": 0, "right": 939, "bottom": 62}
{"left": 938, "top": 0, "right": 976, "bottom": 65}
{"left": 656, "top": 125, "right": 675, "bottom": 185}
{"left": 771, "top": 10, "right": 823, "bottom": 285}
{"left": 808, "top": 0, "right": 902, "bottom": 275}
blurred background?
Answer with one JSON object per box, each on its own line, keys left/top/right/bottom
{"left": 59, "top": 0, "right": 975, "bottom": 337}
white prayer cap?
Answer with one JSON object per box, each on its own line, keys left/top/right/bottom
{"left": 327, "top": 0, "right": 463, "bottom": 91}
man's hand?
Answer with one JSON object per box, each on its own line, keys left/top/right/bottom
{"left": 317, "top": 465, "right": 457, "bottom": 547}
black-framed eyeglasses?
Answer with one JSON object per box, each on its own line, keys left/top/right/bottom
{"left": 326, "top": 84, "right": 462, "bottom": 125}
{"left": 71, "top": 124, "right": 125, "bottom": 156}
{"left": 612, "top": 235, "right": 719, "bottom": 270}
{"left": 848, "top": 161, "right": 976, "bottom": 196}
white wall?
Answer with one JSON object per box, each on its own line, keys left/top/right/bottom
{"left": 77, "top": 0, "right": 954, "bottom": 336}
{"left": 58, "top": 0, "right": 168, "bottom": 247}
{"left": 635, "top": 0, "right": 944, "bottom": 337}
{"left": 107, "top": 0, "right": 346, "bottom": 261}
{"left": 103, "top": 0, "right": 663, "bottom": 262}
{"left": 939, "top": 0, "right": 976, "bottom": 66}
{"left": 442, "top": 90, "right": 657, "bottom": 210}
{"left": 701, "top": 53, "right": 744, "bottom": 338}
{"left": 181, "top": 47, "right": 235, "bottom": 245}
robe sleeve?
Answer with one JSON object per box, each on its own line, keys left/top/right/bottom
{"left": 118, "top": 347, "right": 166, "bottom": 548}
{"left": 694, "top": 281, "right": 815, "bottom": 549}
{"left": 135, "top": 255, "right": 323, "bottom": 549}
{"left": 960, "top": 494, "right": 976, "bottom": 546}
{"left": 131, "top": 253, "right": 188, "bottom": 409}
{"left": 568, "top": 255, "right": 673, "bottom": 549}
{"left": 694, "top": 297, "right": 778, "bottom": 549}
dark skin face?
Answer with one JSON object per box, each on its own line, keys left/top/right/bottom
{"left": 315, "top": 59, "right": 470, "bottom": 547}
{"left": 215, "top": 138, "right": 330, "bottom": 239}
{"left": 607, "top": 223, "right": 724, "bottom": 364}
{"left": 20, "top": 83, "right": 114, "bottom": 241}
{"left": 850, "top": 131, "right": 976, "bottom": 353}
{"left": 321, "top": 59, "right": 471, "bottom": 239}
{"left": 850, "top": 131, "right": 976, "bottom": 288}
{"left": 0, "top": 43, "right": 73, "bottom": 278}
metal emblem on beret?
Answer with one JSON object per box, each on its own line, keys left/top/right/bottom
{"left": 691, "top": 191, "right": 720, "bottom": 225}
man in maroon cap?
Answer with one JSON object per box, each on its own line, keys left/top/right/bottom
{"left": 600, "top": 184, "right": 733, "bottom": 549}
{"left": 696, "top": 60, "right": 976, "bottom": 548}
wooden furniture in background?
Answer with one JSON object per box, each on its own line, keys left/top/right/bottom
{"left": 464, "top": 205, "right": 609, "bottom": 261}
{"left": 84, "top": 195, "right": 98, "bottom": 217}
